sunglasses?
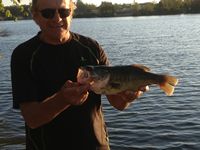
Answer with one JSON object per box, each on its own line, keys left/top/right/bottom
{"left": 40, "top": 8, "right": 71, "bottom": 19}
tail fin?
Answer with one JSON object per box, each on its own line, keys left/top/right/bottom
{"left": 159, "top": 75, "right": 179, "bottom": 96}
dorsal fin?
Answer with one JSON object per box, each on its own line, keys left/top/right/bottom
{"left": 131, "top": 64, "right": 151, "bottom": 72}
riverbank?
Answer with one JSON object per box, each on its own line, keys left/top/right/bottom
{"left": 1, "top": 0, "right": 200, "bottom": 21}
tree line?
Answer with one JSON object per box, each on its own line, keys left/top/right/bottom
{"left": 0, "top": 0, "right": 200, "bottom": 20}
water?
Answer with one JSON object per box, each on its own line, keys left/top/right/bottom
{"left": 0, "top": 15, "right": 200, "bottom": 149}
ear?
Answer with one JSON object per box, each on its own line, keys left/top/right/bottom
{"left": 32, "top": 11, "right": 40, "bottom": 25}
{"left": 70, "top": 1, "right": 76, "bottom": 16}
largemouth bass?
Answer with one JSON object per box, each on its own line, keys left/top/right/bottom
{"left": 77, "top": 64, "right": 178, "bottom": 96}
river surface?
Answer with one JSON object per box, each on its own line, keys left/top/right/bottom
{"left": 0, "top": 15, "right": 200, "bottom": 150}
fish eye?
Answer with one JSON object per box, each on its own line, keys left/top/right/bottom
{"left": 85, "top": 66, "right": 93, "bottom": 72}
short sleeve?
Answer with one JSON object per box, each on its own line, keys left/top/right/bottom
{"left": 86, "top": 38, "right": 110, "bottom": 66}
{"left": 97, "top": 44, "right": 109, "bottom": 66}
{"left": 11, "top": 46, "right": 38, "bottom": 109}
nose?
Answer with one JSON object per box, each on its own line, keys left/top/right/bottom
{"left": 52, "top": 10, "right": 62, "bottom": 22}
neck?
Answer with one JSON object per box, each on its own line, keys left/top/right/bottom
{"left": 39, "top": 31, "right": 71, "bottom": 45}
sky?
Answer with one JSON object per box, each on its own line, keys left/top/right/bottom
{"left": 3, "top": 0, "right": 160, "bottom": 6}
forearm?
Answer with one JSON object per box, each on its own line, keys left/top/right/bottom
{"left": 20, "top": 91, "right": 70, "bottom": 129}
{"left": 19, "top": 80, "right": 90, "bottom": 129}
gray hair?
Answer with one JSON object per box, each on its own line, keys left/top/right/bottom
{"left": 31, "top": 0, "right": 76, "bottom": 12}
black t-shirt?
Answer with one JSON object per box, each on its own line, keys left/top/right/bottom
{"left": 11, "top": 32, "right": 110, "bottom": 150}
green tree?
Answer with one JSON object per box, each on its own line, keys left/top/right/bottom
{"left": 158, "top": 0, "right": 183, "bottom": 14}
{"left": 182, "top": 0, "right": 192, "bottom": 13}
{"left": 141, "top": 2, "right": 155, "bottom": 15}
{"left": 0, "top": 0, "right": 29, "bottom": 20}
{"left": 75, "top": 0, "right": 97, "bottom": 17}
{"left": 99, "top": 2, "right": 115, "bottom": 17}
{"left": 132, "top": 2, "right": 141, "bottom": 16}
{"left": 191, "top": 0, "right": 200, "bottom": 13}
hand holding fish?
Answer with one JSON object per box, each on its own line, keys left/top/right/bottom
{"left": 118, "top": 86, "right": 149, "bottom": 103}
{"left": 60, "top": 80, "right": 90, "bottom": 105}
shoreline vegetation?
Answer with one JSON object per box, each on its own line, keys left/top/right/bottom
{"left": 0, "top": 0, "right": 200, "bottom": 21}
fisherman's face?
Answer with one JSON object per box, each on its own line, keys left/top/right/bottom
{"left": 33, "top": 0, "right": 73, "bottom": 44}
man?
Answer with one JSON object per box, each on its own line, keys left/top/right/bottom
{"left": 11, "top": 0, "right": 148, "bottom": 149}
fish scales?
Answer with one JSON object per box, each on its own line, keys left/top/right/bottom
{"left": 77, "top": 64, "right": 179, "bottom": 96}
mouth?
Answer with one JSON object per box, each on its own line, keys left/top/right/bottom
{"left": 50, "top": 23, "right": 64, "bottom": 29}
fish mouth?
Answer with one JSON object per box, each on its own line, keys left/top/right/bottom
{"left": 77, "top": 67, "right": 92, "bottom": 84}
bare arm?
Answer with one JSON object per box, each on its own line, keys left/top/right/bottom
{"left": 20, "top": 80, "right": 90, "bottom": 129}
{"left": 106, "top": 86, "right": 149, "bottom": 111}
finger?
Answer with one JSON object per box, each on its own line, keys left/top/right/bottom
{"left": 82, "top": 91, "right": 89, "bottom": 101}
{"left": 78, "top": 92, "right": 89, "bottom": 105}
{"left": 139, "top": 86, "right": 149, "bottom": 92}
{"left": 78, "top": 84, "right": 90, "bottom": 94}
{"left": 136, "top": 91, "right": 143, "bottom": 98}
{"left": 62, "top": 80, "right": 74, "bottom": 89}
